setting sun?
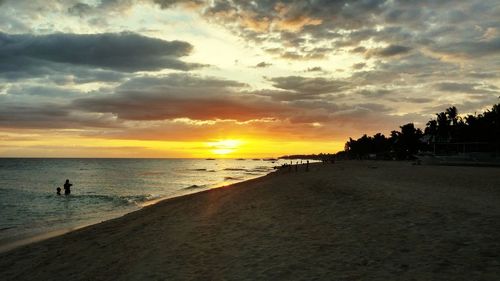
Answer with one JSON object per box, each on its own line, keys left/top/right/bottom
{"left": 206, "top": 139, "right": 243, "bottom": 156}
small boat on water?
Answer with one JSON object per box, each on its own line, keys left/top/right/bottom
{"left": 205, "top": 158, "right": 216, "bottom": 160}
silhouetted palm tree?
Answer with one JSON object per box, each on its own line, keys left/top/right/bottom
{"left": 340, "top": 103, "right": 500, "bottom": 159}
{"left": 436, "top": 112, "right": 450, "bottom": 141}
{"left": 446, "top": 106, "right": 458, "bottom": 126}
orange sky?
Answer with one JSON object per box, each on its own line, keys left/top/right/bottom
{"left": 0, "top": 0, "right": 498, "bottom": 158}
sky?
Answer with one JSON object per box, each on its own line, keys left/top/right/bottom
{"left": 0, "top": 0, "right": 499, "bottom": 158}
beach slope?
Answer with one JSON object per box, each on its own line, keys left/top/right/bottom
{"left": 1, "top": 161, "right": 499, "bottom": 280}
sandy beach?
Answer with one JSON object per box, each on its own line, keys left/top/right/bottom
{"left": 1, "top": 161, "right": 499, "bottom": 280}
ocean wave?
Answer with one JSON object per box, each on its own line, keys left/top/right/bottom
{"left": 253, "top": 166, "right": 272, "bottom": 170}
{"left": 244, "top": 172, "right": 262, "bottom": 176}
{"left": 121, "top": 194, "right": 163, "bottom": 205}
{"left": 138, "top": 172, "right": 165, "bottom": 176}
{"left": 182, "top": 184, "right": 207, "bottom": 190}
{"left": 52, "top": 194, "right": 160, "bottom": 207}
{"left": 223, "top": 168, "right": 247, "bottom": 171}
{"left": 224, "top": 176, "right": 244, "bottom": 181}
{"left": 0, "top": 226, "right": 15, "bottom": 232}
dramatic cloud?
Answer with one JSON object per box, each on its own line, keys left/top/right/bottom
{"left": 0, "top": 0, "right": 499, "bottom": 156}
{"left": 0, "top": 32, "right": 201, "bottom": 75}
{"left": 72, "top": 74, "right": 290, "bottom": 122}
{"left": 0, "top": 99, "right": 118, "bottom": 129}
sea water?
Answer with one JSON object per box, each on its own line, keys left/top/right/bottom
{"left": 0, "top": 158, "right": 291, "bottom": 247}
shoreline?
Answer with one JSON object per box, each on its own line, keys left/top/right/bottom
{"left": 0, "top": 169, "right": 279, "bottom": 254}
{"left": 1, "top": 161, "right": 499, "bottom": 280}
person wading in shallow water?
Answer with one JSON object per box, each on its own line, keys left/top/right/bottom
{"left": 63, "top": 179, "right": 72, "bottom": 195}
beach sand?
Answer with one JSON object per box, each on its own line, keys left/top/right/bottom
{"left": 1, "top": 161, "right": 499, "bottom": 280}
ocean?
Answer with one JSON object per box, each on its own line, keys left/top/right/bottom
{"left": 0, "top": 158, "right": 294, "bottom": 248}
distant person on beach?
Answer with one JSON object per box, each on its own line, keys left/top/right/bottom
{"left": 306, "top": 160, "right": 309, "bottom": 172}
{"left": 56, "top": 187, "right": 61, "bottom": 195}
{"left": 63, "top": 179, "right": 72, "bottom": 195}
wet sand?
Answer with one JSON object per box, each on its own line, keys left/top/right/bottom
{"left": 1, "top": 161, "right": 499, "bottom": 280}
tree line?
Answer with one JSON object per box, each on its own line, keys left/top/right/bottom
{"left": 338, "top": 103, "right": 500, "bottom": 160}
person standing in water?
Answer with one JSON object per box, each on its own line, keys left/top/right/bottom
{"left": 56, "top": 187, "right": 61, "bottom": 195}
{"left": 63, "top": 179, "right": 72, "bottom": 195}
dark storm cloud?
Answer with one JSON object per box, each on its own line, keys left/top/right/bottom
{"left": 0, "top": 32, "right": 201, "bottom": 74}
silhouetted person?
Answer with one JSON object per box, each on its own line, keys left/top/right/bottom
{"left": 56, "top": 187, "right": 61, "bottom": 195}
{"left": 295, "top": 162, "right": 298, "bottom": 172}
{"left": 306, "top": 160, "right": 309, "bottom": 172}
{"left": 63, "top": 179, "right": 72, "bottom": 195}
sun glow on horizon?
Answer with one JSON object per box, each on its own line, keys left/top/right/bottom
{"left": 206, "top": 139, "right": 244, "bottom": 156}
